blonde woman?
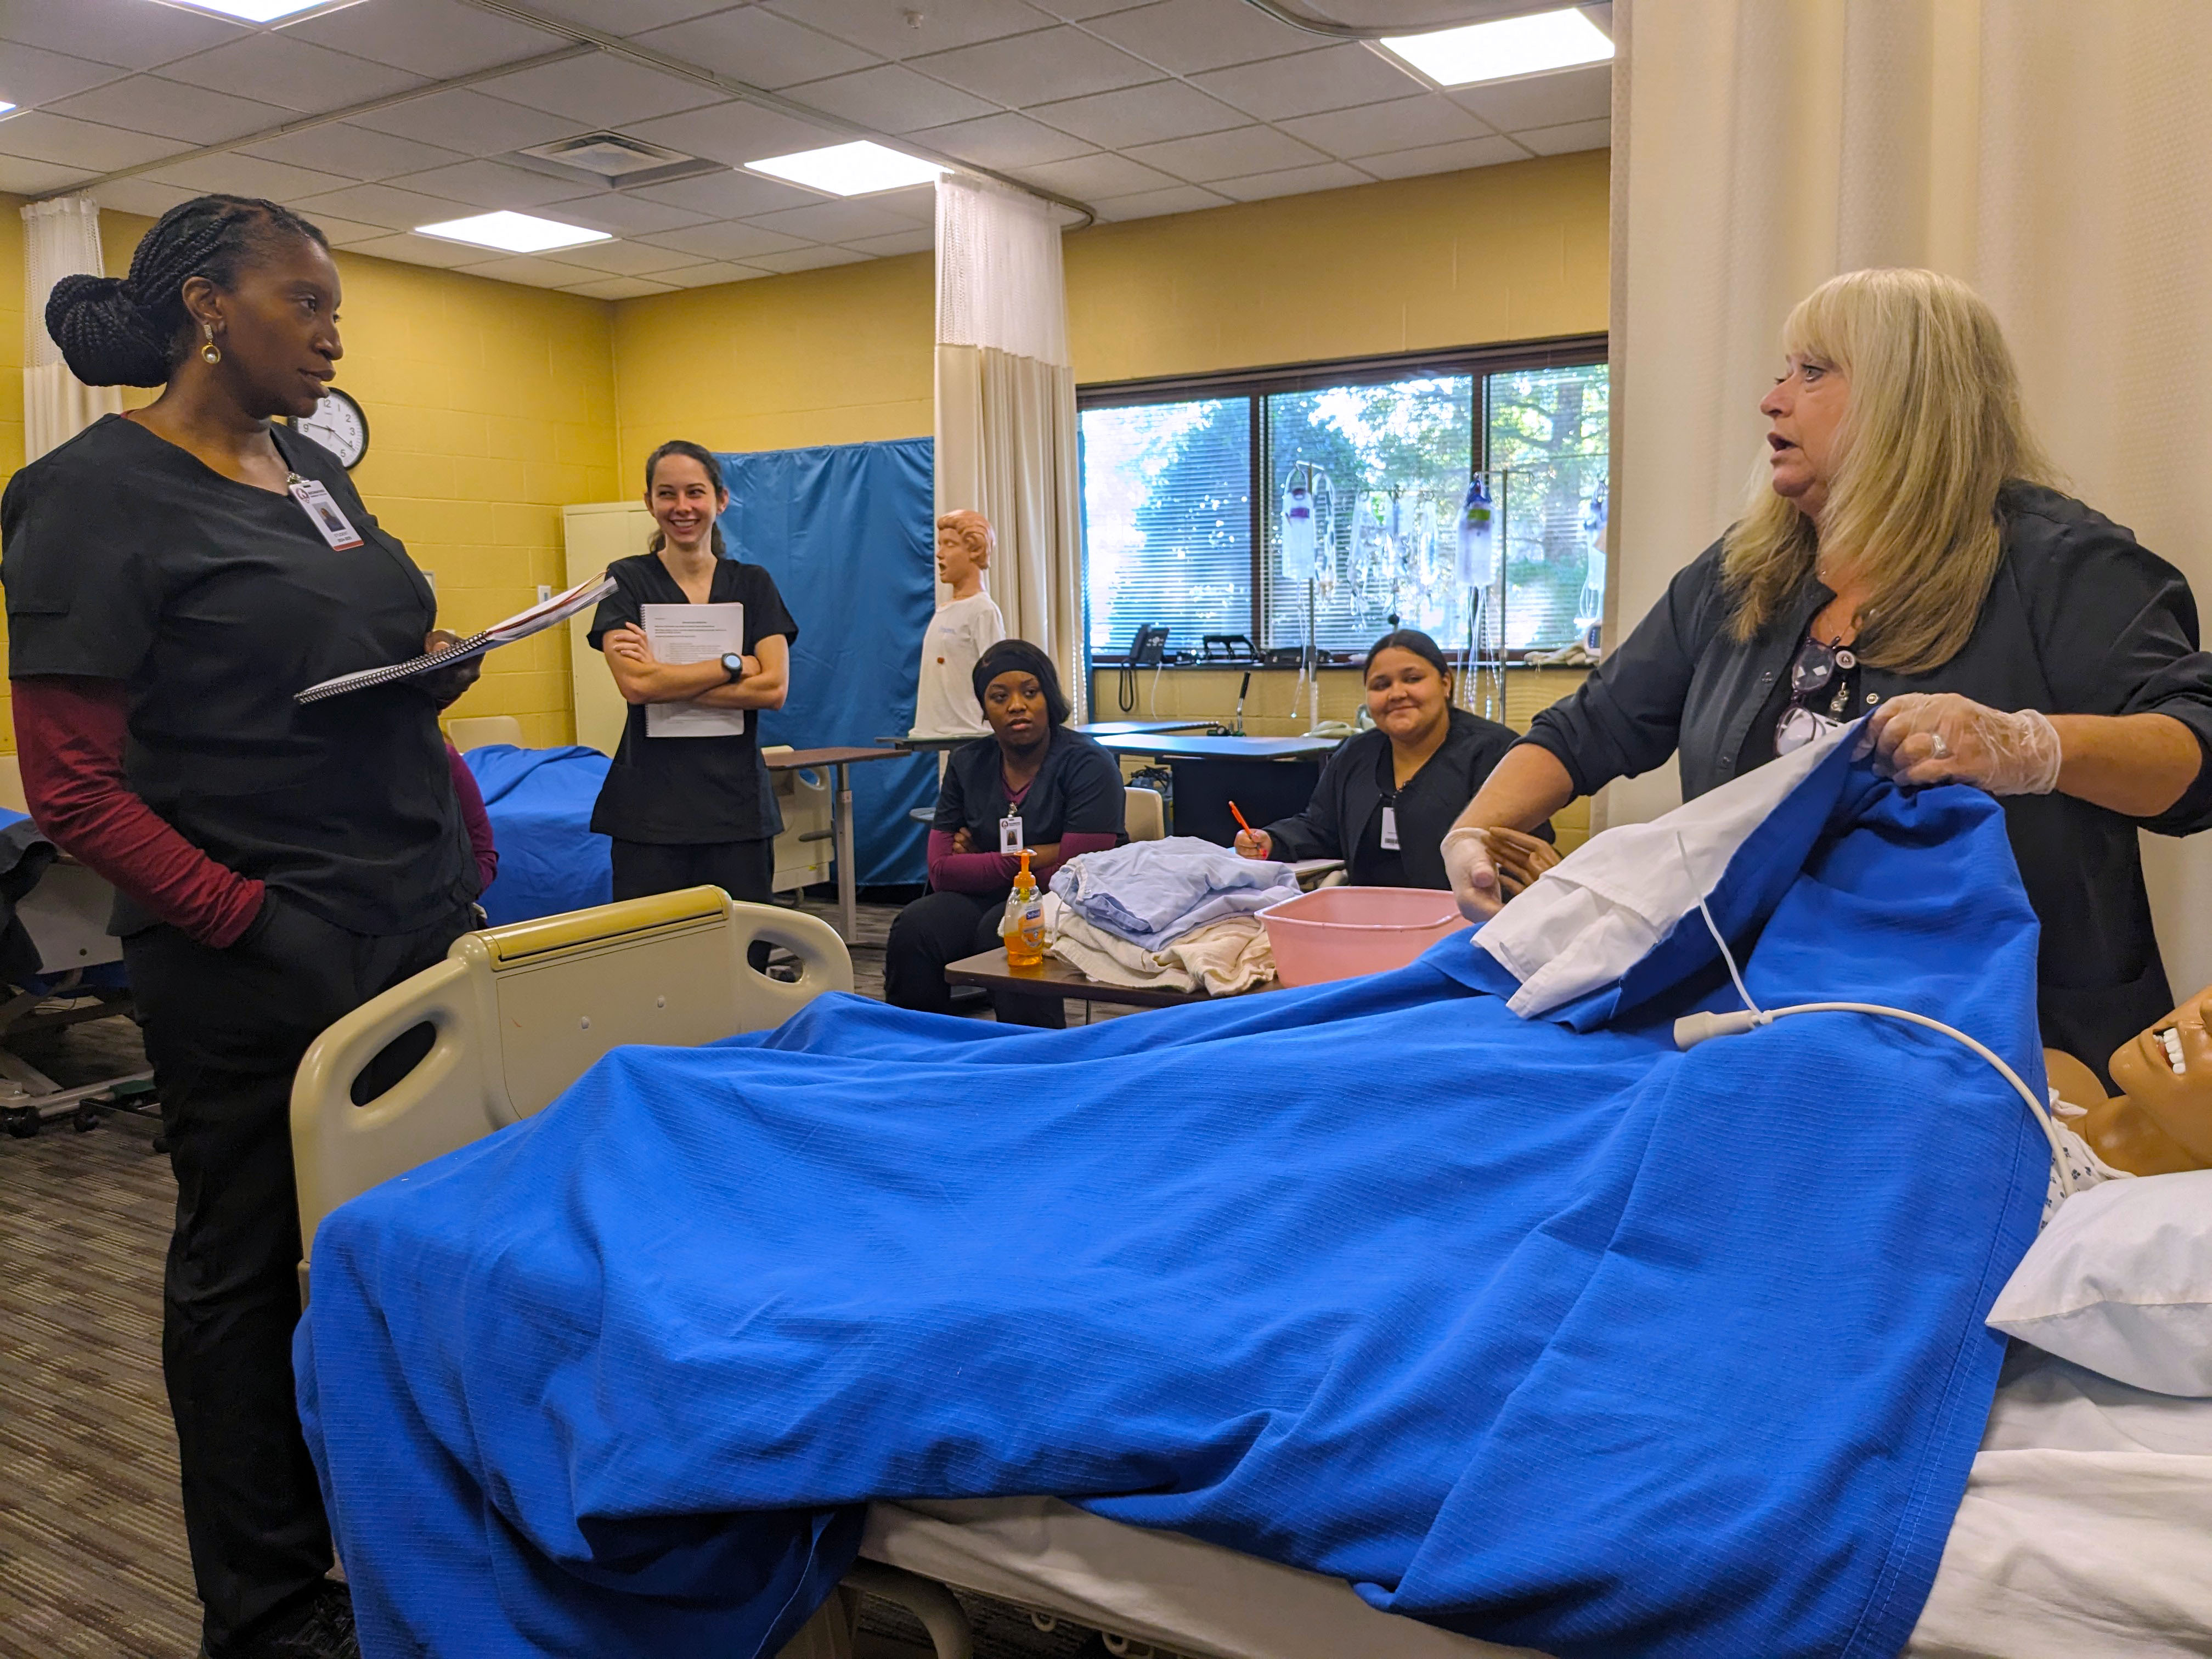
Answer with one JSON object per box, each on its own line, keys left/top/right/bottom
{"left": 1444, "top": 267, "right": 2212, "bottom": 1074}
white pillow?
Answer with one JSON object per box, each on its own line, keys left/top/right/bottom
{"left": 1988, "top": 1169, "right": 2212, "bottom": 1396}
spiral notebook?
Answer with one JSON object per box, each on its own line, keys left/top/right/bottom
{"left": 295, "top": 572, "right": 617, "bottom": 705}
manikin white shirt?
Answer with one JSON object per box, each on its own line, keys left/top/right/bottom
{"left": 910, "top": 589, "right": 1006, "bottom": 737}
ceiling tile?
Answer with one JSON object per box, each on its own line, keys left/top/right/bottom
{"left": 89, "top": 177, "right": 202, "bottom": 221}
{"left": 1450, "top": 64, "right": 1610, "bottom": 133}
{"left": 761, "top": 0, "right": 1059, "bottom": 60}
{"left": 913, "top": 26, "right": 1158, "bottom": 105}
{"left": 0, "top": 41, "right": 131, "bottom": 108}
{"left": 1088, "top": 182, "right": 1232, "bottom": 220}
{"left": 339, "top": 230, "right": 500, "bottom": 269}
{"left": 292, "top": 180, "right": 481, "bottom": 232}
{"left": 1031, "top": 0, "right": 1149, "bottom": 16}
{"left": 155, "top": 33, "right": 425, "bottom": 114}
{"left": 532, "top": 189, "right": 715, "bottom": 236}
{"left": 619, "top": 100, "right": 847, "bottom": 168}
{"left": 481, "top": 54, "right": 727, "bottom": 128}
{"left": 1280, "top": 94, "right": 1491, "bottom": 159}
{"left": 297, "top": 213, "right": 392, "bottom": 247}
{"left": 348, "top": 89, "right": 575, "bottom": 156}
{"left": 290, "top": 0, "right": 575, "bottom": 79}
{"left": 492, "top": 0, "right": 732, "bottom": 32}
{"left": 0, "top": 0, "right": 245, "bottom": 70}
{"left": 841, "top": 227, "right": 934, "bottom": 256}
{"left": 642, "top": 220, "right": 813, "bottom": 261}
{"left": 1208, "top": 159, "right": 1370, "bottom": 201}
{"left": 1356, "top": 133, "right": 1531, "bottom": 178}
{"left": 49, "top": 75, "right": 293, "bottom": 145}
{"left": 1514, "top": 117, "right": 1610, "bottom": 156}
{"left": 534, "top": 237, "right": 708, "bottom": 275}
{"left": 1193, "top": 42, "right": 1417, "bottom": 122}
{"left": 1081, "top": 0, "right": 1313, "bottom": 74}
{"left": 746, "top": 198, "right": 925, "bottom": 242}
{"left": 0, "top": 154, "right": 92, "bottom": 194}
{"left": 0, "top": 111, "right": 186, "bottom": 173}
{"left": 145, "top": 152, "right": 357, "bottom": 204}
{"left": 1028, "top": 78, "right": 1244, "bottom": 148}
{"left": 783, "top": 64, "right": 998, "bottom": 133}
{"left": 1125, "top": 123, "right": 1327, "bottom": 182}
{"left": 902, "top": 110, "right": 1093, "bottom": 170}
{"left": 656, "top": 260, "right": 773, "bottom": 287}
{"left": 562, "top": 274, "right": 681, "bottom": 300}
{"left": 746, "top": 244, "right": 871, "bottom": 274}
{"left": 388, "top": 158, "right": 598, "bottom": 211}
{"left": 1019, "top": 150, "right": 1181, "bottom": 198}
{"left": 447, "top": 253, "right": 589, "bottom": 289}
{"left": 241, "top": 121, "right": 468, "bottom": 183}
{"left": 633, "top": 8, "right": 879, "bottom": 89}
{"left": 628, "top": 167, "right": 825, "bottom": 219}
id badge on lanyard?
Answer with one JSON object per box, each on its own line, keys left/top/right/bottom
{"left": 998, "top": 814, "right": 1024, "bottom": 854}
{"left": 287, "top": 475, "right": 364, "bottom": 551}
{"left": 1380, "top": 803, "right": 1401, "bottom": 851}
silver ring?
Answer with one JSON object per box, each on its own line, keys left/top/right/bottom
{"left": 1929, "top": 732, "right": 1951, "bottom": 759}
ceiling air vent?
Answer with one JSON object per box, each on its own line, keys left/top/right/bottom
{"left": 510, "top": 132, "right": 724, "bottom": 190}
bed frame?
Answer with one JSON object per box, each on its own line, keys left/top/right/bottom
{"left": 284, "top": 889, "right": 1557, "bottom": 1659}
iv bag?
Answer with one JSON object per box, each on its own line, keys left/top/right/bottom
{"left": 1281, "top": 476, "right": 1318, "bottom": 582}
{"left": 1576, "top": 483, "right": 1609, "bottom": 641}
{"left": 1455, "top": 475, "right": 1497, "bottom": 588}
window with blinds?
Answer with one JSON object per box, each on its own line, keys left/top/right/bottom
{"left": 1081, "top": 398, "right": 1251, "bottom": 657}
{"left": 1080, "top": 343, "right": 1607, "bottom": 663}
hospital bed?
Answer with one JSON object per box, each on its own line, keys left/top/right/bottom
{"left": 291, "top": 891, "right": 2212, "bottom": 1659}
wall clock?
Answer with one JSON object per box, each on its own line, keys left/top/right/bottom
{"left": 291, "top": 386, "right": 369, "bottom": 469}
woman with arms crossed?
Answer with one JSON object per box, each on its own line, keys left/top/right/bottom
{"left": 1446, "top": 268, "right": 2212, "bottom": 1075}
{"left": 587, "top": 441, "right": 797, "bottom": 912}
{"left": 3, "top": 195, "right": 483, "bottom": 1659}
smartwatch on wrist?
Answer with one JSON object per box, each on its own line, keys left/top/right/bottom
{"left": 720, "top": 652, "right": 744, "bottom": 683}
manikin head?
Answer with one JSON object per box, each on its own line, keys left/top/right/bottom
{"left": 935, "top": 510, "right": 994, "bottom": 592}
{"left": 2049, "top": 985, "right": 2212, "bottom": 1175}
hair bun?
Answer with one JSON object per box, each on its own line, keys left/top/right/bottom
{"left": 46, "top": 272, "right": 170, "bottom": 388}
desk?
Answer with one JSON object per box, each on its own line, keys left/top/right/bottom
{"left": 1072, "top": 719, "right": 1215, "bottom": 737}
{"left": 878, "top": 731, "right": 978, "bottom": 754}
{"left": 1091, "top": 732, "right": 1342, "bottom": 844}
{"left": 945, "top": 946, "right": 1271, "bottom": 1011}
{"left": 763, "top": 746, "right": 904, "bottom": 943}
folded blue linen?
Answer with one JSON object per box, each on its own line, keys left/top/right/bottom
{"left": 1050, "top": 836, "right": 1299, "bottom": 948}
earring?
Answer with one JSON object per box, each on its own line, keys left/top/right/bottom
{"left": 200, "top": 323, "right": 221, "bottom": 366}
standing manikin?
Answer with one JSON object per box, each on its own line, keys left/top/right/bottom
{"left": 909, "top": 509, "right": 1007, "bottom": 738}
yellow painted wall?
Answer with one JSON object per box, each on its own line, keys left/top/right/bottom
{"left": 0, "top": 200, "right": 618, "bottom": 752}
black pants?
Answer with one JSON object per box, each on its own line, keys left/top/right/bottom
{"left": 883, "top": 890, "right": 1065, "bottom": 1029}
{"left": 610, "top": 838, "right": 776, "bottom": 972}
{"left": 125, "top": 899, "right": 472, "bottom": 1657}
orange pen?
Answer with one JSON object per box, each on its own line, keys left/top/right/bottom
{"left": 1228, "top": 800, "right": 1254, "bottom": 836}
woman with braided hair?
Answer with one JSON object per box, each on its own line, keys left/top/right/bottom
{"left": 1, "top": 195, "right": 482, "bottom": 1659}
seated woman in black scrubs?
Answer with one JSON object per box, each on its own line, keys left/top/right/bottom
{"left": 1233, "top": 629, "right": 1552, "bottom": 889}
{"left": 586, "top": 439, "right": 797, "bottom": 911}
{"left": 885, "top": 640, "right": 1124, "bottom": 1028}
{"left": 2, "top": 196, "right": 480, "bottom": 1659}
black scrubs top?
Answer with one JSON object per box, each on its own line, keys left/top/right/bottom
{"left": 1524, "top": 481, "right": 2212, "bottom": 1070}
{"left": 934, "top": 725, "right": 1125, "bottom": 900}
{"left": 585, "top": 551, "right": 798, "bottom": 845}
{"left": 0, "top": 414, "right": 473, "bottom": 936}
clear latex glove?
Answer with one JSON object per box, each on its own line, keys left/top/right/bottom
{"left": 1853, "top": 692, "right": 2062, "bottom": 795}
{"left": 1443, "top": 825, "right": 1504, "bottom": 922}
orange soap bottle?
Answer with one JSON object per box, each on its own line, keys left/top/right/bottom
{"left": 1001, "top": 849, "right": 1047, "bottom": 971}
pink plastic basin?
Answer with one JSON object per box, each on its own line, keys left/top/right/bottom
{"left": 1260, "top": 885, "right": 1471, "bottom": 987}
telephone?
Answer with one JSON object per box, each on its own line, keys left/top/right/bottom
{"left": 1118, "top": 622, "right": 1172, "bottom": 712}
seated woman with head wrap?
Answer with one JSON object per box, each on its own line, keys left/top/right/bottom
{"left": 884, "top": 639, "right": 1125, "bottom": 1028}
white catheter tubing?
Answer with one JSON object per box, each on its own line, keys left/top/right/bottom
{"left": 1674, "top": 1002, "right": 2072, "bottom": 1196}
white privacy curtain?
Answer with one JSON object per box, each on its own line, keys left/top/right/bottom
{"left": 1606, "top": 0, "right": 2212, "bottom": 990}
{"left": 22, "top": 196, "right": 122, "bottom": 462}
{"left": 934, "top": 174, "right": 1085, "bottom": 721}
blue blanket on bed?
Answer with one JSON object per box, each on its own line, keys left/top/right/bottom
{"left": 299, "top": 744, "right": 2050, "bottom": 1659}
{"left": 463, "top": 744, "right": 612, "bottom": 927}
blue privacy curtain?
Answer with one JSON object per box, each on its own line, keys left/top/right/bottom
{"left": 716, "top": 438, "right": 935, "bottom": 886}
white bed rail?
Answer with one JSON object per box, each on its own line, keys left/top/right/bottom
{"left": 291, "top": 887, "right": 850, "bottom": 1272}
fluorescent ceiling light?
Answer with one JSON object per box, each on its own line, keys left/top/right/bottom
{"left": 745, "top": 141, "right": 945, "bottom": 198}
{"left": 414, "top": 211, "right": 611, "bottom": 254}
{"left": 149, "top": 0, "right": 340, "bottom": 20}
{"left": 1379, "top": 7, "right": 1613, "bottom": 89}
{"left": 0, "top": 104, "right": 15, "bottom": 118}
